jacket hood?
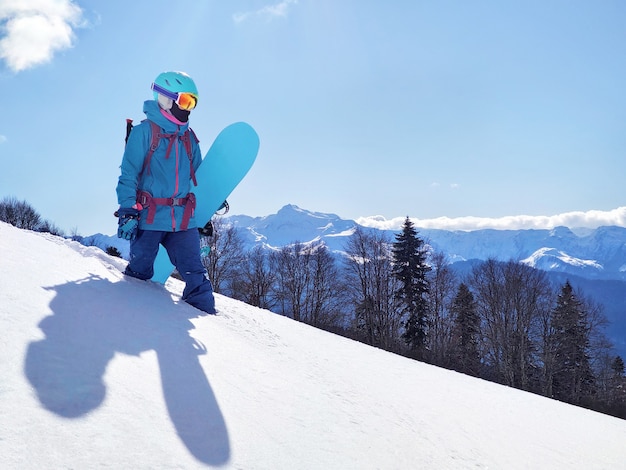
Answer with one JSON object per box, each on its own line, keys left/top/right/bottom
{"left": 142, "top": 100, "right": 189, "bottom": 134}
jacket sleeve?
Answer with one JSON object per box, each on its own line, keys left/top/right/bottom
{"left": 116, "top": 123, "right": 149, "bottom": 208}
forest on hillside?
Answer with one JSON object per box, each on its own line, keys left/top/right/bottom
{"left": 203, "top": 217, "right": 626, "bottom": 420}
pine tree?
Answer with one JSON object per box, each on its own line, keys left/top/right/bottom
{"left": 612, "top": 356, "right": 625, "bottom": 376}
{"left": 550, "top": 281, "right": 596, "bottom": 405}
{"left": 450, "top": 283, "right": 481, "bottom": 376}
{"left": 609, "top": 355, "right": 626, "bottom": 417}
{"left": 392, "top": 217, "right": 431, "bottom": 357}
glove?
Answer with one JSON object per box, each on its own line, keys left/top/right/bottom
{"left": 117, "top": 207, "right": 139, "bottom": 240}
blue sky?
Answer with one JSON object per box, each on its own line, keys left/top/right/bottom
{"left": 0, "top": 0, "right": 625, "bottom": 235}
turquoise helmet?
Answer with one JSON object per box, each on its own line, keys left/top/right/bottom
{"left": 152, "top": 71, "right": 198, "bottom": 109}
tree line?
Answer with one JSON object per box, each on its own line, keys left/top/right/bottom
{"left": 204, "top": 217, "right": 626, "bottom": 420}
{"left": 0, "top": 197, "right": 65, "bottom": 236}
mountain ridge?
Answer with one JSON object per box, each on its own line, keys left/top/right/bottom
{"left": 223, "top": 205, "right": 626, "bottom": 281}
{"left": 82, "top": 204, "right": 626, "bottom": 281}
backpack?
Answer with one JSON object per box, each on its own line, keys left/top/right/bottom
{"left": 125, "top": 118, "right": 198, "bottom": 186}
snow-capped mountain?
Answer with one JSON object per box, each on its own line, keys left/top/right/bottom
{"left": 227, "top": 204, "right": 626, "bottom": 281}
{"left": 227, "top": 204, "right": 357, "bottom": 249}
{"left": 84, "top": 204, "right": 626, "bottom": 282}
{"left": 521, "top": 247, "right": 604, "bottom": 275}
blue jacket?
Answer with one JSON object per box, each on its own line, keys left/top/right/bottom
{"left": 116, "top": 100, "right": 202, "bottom": 231}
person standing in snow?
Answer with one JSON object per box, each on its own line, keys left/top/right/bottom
{"left": 116, "top": 71, "right": 216, "bottom": 314}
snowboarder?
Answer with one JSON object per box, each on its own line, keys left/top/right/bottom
{"left": 116, "top": 71, "right": 216, "bottom": 314}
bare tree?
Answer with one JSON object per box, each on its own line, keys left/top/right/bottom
{"left": 538, "top": 285, "right": 558, "bottom": 397}
{"left": 304, "top": 243, "right": 346, "bottom": 328}
{"left": 584, "top": 293, "right": 613, "bottom": 373}
{"left": 426, "top": 251, "right": 457, "bottom": 366}
{"left": 38, "top": 219, "right": 65, "bottom": 236}
{"left": 271, "top": 241, "right": 344, "bottom": 328}
{"left": 0, "top": 197, "right": 42, "bottom": 230}
{"left": 343, "top": 227, "right": 401, "bottom": 350}
{"left": 201, "top": 217, "right": 245, "bottom": 294}
{"left": 469, "top": 259, "right": 552, "bottom": 390}
{"left": 273, "top": 242, "right": 310, "bottom": 322}
{"left": 234, "top": 245, "right": 277, "bottom": 310}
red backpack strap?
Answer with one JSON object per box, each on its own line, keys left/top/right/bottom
{"left": 138, "top": 121, "right": 162, "bottom": 178}
{"left": 181, "top": 127, "right": 199, "bottom": 186}
{"left": 188, "top": 127, "right": 199, "bottom": 145}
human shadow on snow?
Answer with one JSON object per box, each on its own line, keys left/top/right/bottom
{"left": 24, "top": 274, "right": 230, "bottom": 466}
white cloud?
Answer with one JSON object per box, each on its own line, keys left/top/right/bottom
{"left": 233, "top": 0, "right": 297, "bottom": 24}
{"left": 430, "top": 182, "right": 460, "bottom": 189}
{"left": 356, "top": 207, "right": 626, "bottom": 232}
{"left": 0, "top": 0, "right": 84, "bottom": 72}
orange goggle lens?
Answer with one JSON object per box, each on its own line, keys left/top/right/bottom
{"left": 175, "top": 92, "right": 198, "bottom": 111}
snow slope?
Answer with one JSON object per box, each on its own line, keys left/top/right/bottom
{"left": 1, "top": 221, "right": 626, "bottom": 469}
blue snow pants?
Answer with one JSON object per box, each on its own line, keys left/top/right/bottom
{"left": 124, "top": 229, "right": 216, "bottom": 314}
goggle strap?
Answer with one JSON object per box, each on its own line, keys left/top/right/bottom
{"left": 151, "top": 82, "right": 178, "bottom": 101}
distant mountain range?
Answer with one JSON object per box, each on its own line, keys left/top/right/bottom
{"left": 228, "top": 204, "right": 626, "bottom": 282}
{"left": 80, "top": 204, "right": 626, "bottom": 356}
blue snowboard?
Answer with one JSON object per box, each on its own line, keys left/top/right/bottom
{"left": 151, "top": 122, "right": 260, "bottom": 283}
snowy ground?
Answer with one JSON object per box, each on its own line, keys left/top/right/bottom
{"left": 1, "top": 221, "right": 626, "bottom": 469}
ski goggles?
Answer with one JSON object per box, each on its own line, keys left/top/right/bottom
{"left": 151, "top": 83, "right": 198, "bottom": 111}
